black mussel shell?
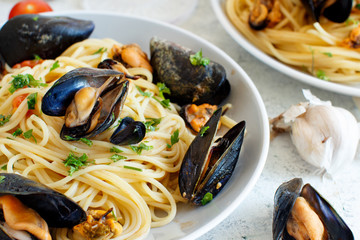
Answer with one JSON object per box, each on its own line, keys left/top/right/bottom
{"left": 110, "top": 117, "right": 146, "bottom": 145}
{"left": 150, "top": 37, "right": 230, "bottom": 106}
{"left": 0, "top": 14, "right": 94, "bottom": 67}
{"left": 42, "top": 68, "right": 125, "bottom": 116}
{"left": 179, "top": 108, "right": 246, "bottom": 205}
{"left": 0, "top": 53, "right": 5, "bottom": 74}
{"left": 0, "top": 173, "right": 86, "bottom": 228}
{"left": 301, "top": 0, "right": 327, "bottom": 22}
{"left": 98, "top": 59, "right": 118, "bottom": 69}
{"left": 323, "top": 0, "right": 352, "bottom": 23}
{"left": 273, "top": 178, "right": 354, "bottom": 240}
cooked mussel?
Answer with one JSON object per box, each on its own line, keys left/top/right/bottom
{"left": 301, "top": 0, "right": 352, "bottom": 23}
{"left": 273, "top": 178, "right": 354, "bottom": 240}
{"left": 0, "top": 173, "right": 86, "bottom": 239}
{"left": 180, "top": 103, "right": 217, "bottom": 133}
{"left": 179, "top": 108, "right": 246, "bottom": 205}
{"left": 0, "top": 14, "right": 94, "bottom": 67}
{"left": 248, "top": 0, "right": 282, "bottom": 30}
{"left": 110, "top": 117, "right": 146, "bottom": 145}
{"left": 150, "top": 37, "right": 230, "bottom": 106}
{"left": 41, "top": 68, "right": 130, "bottom": 140}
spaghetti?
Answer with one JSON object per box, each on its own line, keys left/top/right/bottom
{"left": 225, "top": 0, "right": 360, "bottom": 83}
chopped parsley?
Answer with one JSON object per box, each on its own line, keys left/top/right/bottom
{"left": 156, "top": 82, "right": 171, "bottom": 99}
{"left": 9, "top": 74, "right": 47, "bottom": 94}
{"left": 23, "top": 129, "right": 37, "bottom": 143}
{"left": 199, "top": 126, "right": 209, "bottom": 137}
{"left": 110, "top": 154, "right": 127, "bottom": 162}
{"left": 34, "top": 54, "right": 42, "bottom": 60}
{"left": 12, "top": 128, "right": 23, "bottom": 137}
{"left": 93, "top": 47, "right": 107, "bottom": 55}
{"left": 50, "top": 61, "right": 60, "bottom": 71}
{"left": 316, "top": 70, "right": 329, "bottom": 81}
{"left": 136, "top": 85, "right": 152, "bottom": 97}
{"left": 201, "top": 192, "right": 213, "bottom": 205}
{"left": 1, "top": 164, "right": 7, "bottom": 170}
{"left": 64, "top": 152, "right": 89, "bottom": 176}
{"left": 167, "top": 129, "right": 179, "bottom": 148}
{"left": 0, "top": 114, "right": 11, "bottom": 127}
{"left": 27, "top": 92, "right": 38, "bottom": 110}
{"left": 80, "top": 138, "right": 93, "bottom": 147}
{"left": 153, "top": 97, "right": 171, "bottom": 109}
{"left": 0, "top": 176, "right": 5, "bottom": 183}
{"left": 110, "top": 146, "right": 123, "bottom": 153}
{"left": 32, "top": 16, "right": 39, "bottom": 21}
{"left": 130, "top": 142, "right": 153, "bottom": 155}
{"left": 124, "top": 165, "right": 142, "bottom": 172}
{"left": 144, "top": 118, "right": 162, "bottom": 132}
{"left": 190, "top": 49, "right": 210, "bottom": 66}
{"left": 357, "top": 4, "right": 360, "bottom": 10}
{"left": 322, "top": 52, "right": 333, "bottom": 57}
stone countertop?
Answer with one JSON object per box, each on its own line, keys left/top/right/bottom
{"left": 0, "top": 0, "right": 359, "bottom": 239}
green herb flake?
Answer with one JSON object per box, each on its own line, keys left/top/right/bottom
{"left": 50, "top": 61, "right": 60, "bottom": 71}
{"left": 93, "top": 47, "right": 107, "bottom": 55}
{"left": 189, "top": 49, "right": 210, "bottom": 66}
{"left": 124, "top": 165, "right": 143, "bottom": 172}
{"left": 12, "top": 128, "right": 23, "bottom": 137}
{"left": 201, "top": 192, "right": 213, "bottom": 205}
{"left": 111, "top": 210, "right": 118, "bottom": 221}
{"left": 130, "top": 142, "right": 153, "bottom": 155}
{"left": 9, "top": 74, "right": 47, "bottom": 94}
{"left": 144, "top": 118, "right": 162, "bottom": 132}
{"left": 64, "top": 152, "right": 89, "bottom": 176}
{"left": 34, "top": 54, "right": 42, "bottom": 60}
{"left": 199, "top": 126, "right": 209, "bottom": 137}
{"left": 357, "top": 4, "right": 360, "bottom": 10}
{"left": 322, "top": 52, "right": 333, "bottom": 57}
{"left": 27, "top": 92, "right": 38, "bottom": 110}
{"left": 110, "top": 154, "right": 127, "bottom": 162}
{"left": 23, "top": 129, "right": 37, "bottom": 143}
{"left": 110, "top": 146, "right": 123, "bottom": 153}
{"left": 0, "top": 114, "right": 11, "bottom": 127}
{"left": 1, "top": 164, "right": 7, "bottom": 170}
{"left": 152, "top": 97, "right": 171, "bottom": 109}
{"left": 136, "top": 85, "right": 152, "bottom": 97}
{"left": 0, "top": 176, "right": 5, "bottom": 183}
{"left": 80, "top": 138, "right": 93, "bottom": 147}
{"left": 167, "top": 129, "right": 179, "bottom": 148}
{"left": 316, "top": 70, "right": 329, "bottom": 81}
{"left": 64, "top": 135, "right": 76, "bottom": 141}
{"left": 156, "top": 82, "right": 171, "bottom": 99}
{"left": 32, "top": 16, "right": 39, "bottom": 21}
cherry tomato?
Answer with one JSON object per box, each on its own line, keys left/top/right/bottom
{"left": 9, "top": 0, "right": 53, "bottom": 19}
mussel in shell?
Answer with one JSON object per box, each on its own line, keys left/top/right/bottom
{"left": 0, "top": 14, "right": 94, "bottom": 67}
{"left": 180, "top": 103, "right": 218, "bottom": 133}
{"left": 150, "top": 37, "right": 230, "bottom": 106}
{"left": 301, "top": 0, "right": 352, "bottom": 23}
{"left": 179, "top": 108, "right": 246, "bottom": 205}
{"left": 110, "top": 117, "right": 146, "bottom": 146}
{"left": 0, "top": 173, "right": 86, "bottom": 239}
{"left": 273, "top": 178, "right": 354, "bottom": 240}
{"left": 41, "top": 68, "right": 130, "bottom": 140}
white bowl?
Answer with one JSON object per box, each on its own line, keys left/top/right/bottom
{"left": 43, "top": 11, "right": 270, "bottom": 239}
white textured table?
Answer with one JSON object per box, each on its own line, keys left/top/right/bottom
{"left": 0, "top": 0, "right": 359, "bottom": 239}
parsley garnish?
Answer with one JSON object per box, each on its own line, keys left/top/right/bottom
{"left": 357, "top": 4, "right": 360, "bottom": 10}
{"left": 136, "top": 85, "right": 152, "bottom": 97}
{"left": 50, "top": 61, "right": 60, "bottom": 71}
{"left": 167, "top": 129, "right": 179, "bottom": 148}
{"left": 27, "top": 92, "right": 37, "bottom": 110}
{"left": 9, "top": 74, "right": 47, "bottom": 94}
{"left": 12, "top": 128, "right": 23, "bottom": 137}
{"left": 1, "top": 165, "right": 7, "bottom": 170}
{"left": 153, "top": 97, "right": 171, "bottom": 109}
{"left": 80, "top": 138, "right": 93, "bottom": 146}
{"left": 124, "top": 165, "right": 142, "bottom": 172}
{"left": 199, "top": 126, "right": 209, "bottom": 137}
{"left": 130, "top": 142, "right": 153, "bottom": 155}
{"left": 201, "top": 192, "right": 213, "bottom": 205}
{"left": 0, "top": 176, "right": 5, "bottom": 183}
{"left": 0, "top": 114, "right": 11, "bottom": 126}
{"left": 93, "top": 47, "right": 107, "bottom": 55}
{"left": 110, "top": 147, "right": 123, "bottom": 153}
{"left": 34, "top": 54, "right": 42, "bottom": 60}
{"left": 64, "top": 152, "right": 89, "bottom": 176}
{"left": 144, "top": 118, "right": 162, "bottom": 132}
{"left": 322, "top": 52, "right": 333, "bottom": 57}
{"left": 110, "top": 154, "right": 127, "bottom": 162}
{"left": 190, "top": 49, "right": 210, "bottom": 66}
{"left": 157, "top": 82, "right": 171, "bottom": 99}
{"left": 316, "top": 70, "right": 329, "bottom": 81}
{"left": 32, "top": 16, "right": 39, "bottom": 21}
{"left": 23, "top": 129, "right": 37, "bottom": 143}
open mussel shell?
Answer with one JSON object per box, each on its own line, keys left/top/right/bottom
{"left": 110, "top": 117, "right": 146, "bottom": 146}
{"left": 0, "top": 173, "right": 86, "bottom": 228}
{"left": 179, "top": 108, "right": 246, "bottom": 205}
{"left": 0, "top": 14, "right": 94, "bottom": 66}
{"left": 273, "top": 178, "right": 354, "bottom": 240}
{"left": 301, "top": 0, "right": 352, "bottom": 23}
{"left": 150, "top": 37, "right": 230, "bottom": 106}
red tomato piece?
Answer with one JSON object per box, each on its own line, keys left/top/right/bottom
{"left": 9, "top": 0, "right": 53, "bottom": 19}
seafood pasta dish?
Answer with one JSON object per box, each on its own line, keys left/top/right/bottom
{"left": 225, "top": 0, "right": 360, "bottom": 83}
{"left": 0, "top": 14, "right": 245, "bottom": 239}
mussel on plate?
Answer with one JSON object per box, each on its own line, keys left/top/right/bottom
{"left": 180, "top": 103, "right": 218, "bottom": 133}
{"left": 179, "top": 107, "right": 246, "bottom": 205}
{"left": 301, "top": 0, "right": 352, "bottom": 23}
{"left": 273, "top": 178, "right": 354, "bottom": 240}
{"left": 110, "top": 117, "right": 146, "bottom": 146}
{"left": 0, "top": 173, "right": 86, "bottom": 239}
{"left": 150, "top": 37, "right": 230, "bottom": 106}
{"left": 0, "top": 14, "right": 94, "bottom": 68}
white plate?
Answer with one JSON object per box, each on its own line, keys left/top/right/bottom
{"left": 211, "top": 0, "right": 360, "bottom": 97}
{"left": 41, "top": 11, "right": 269, "bottom": 239}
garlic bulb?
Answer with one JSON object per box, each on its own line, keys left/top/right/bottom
{"left": 271, "top": 89, "right": 360, "bottom": 176}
